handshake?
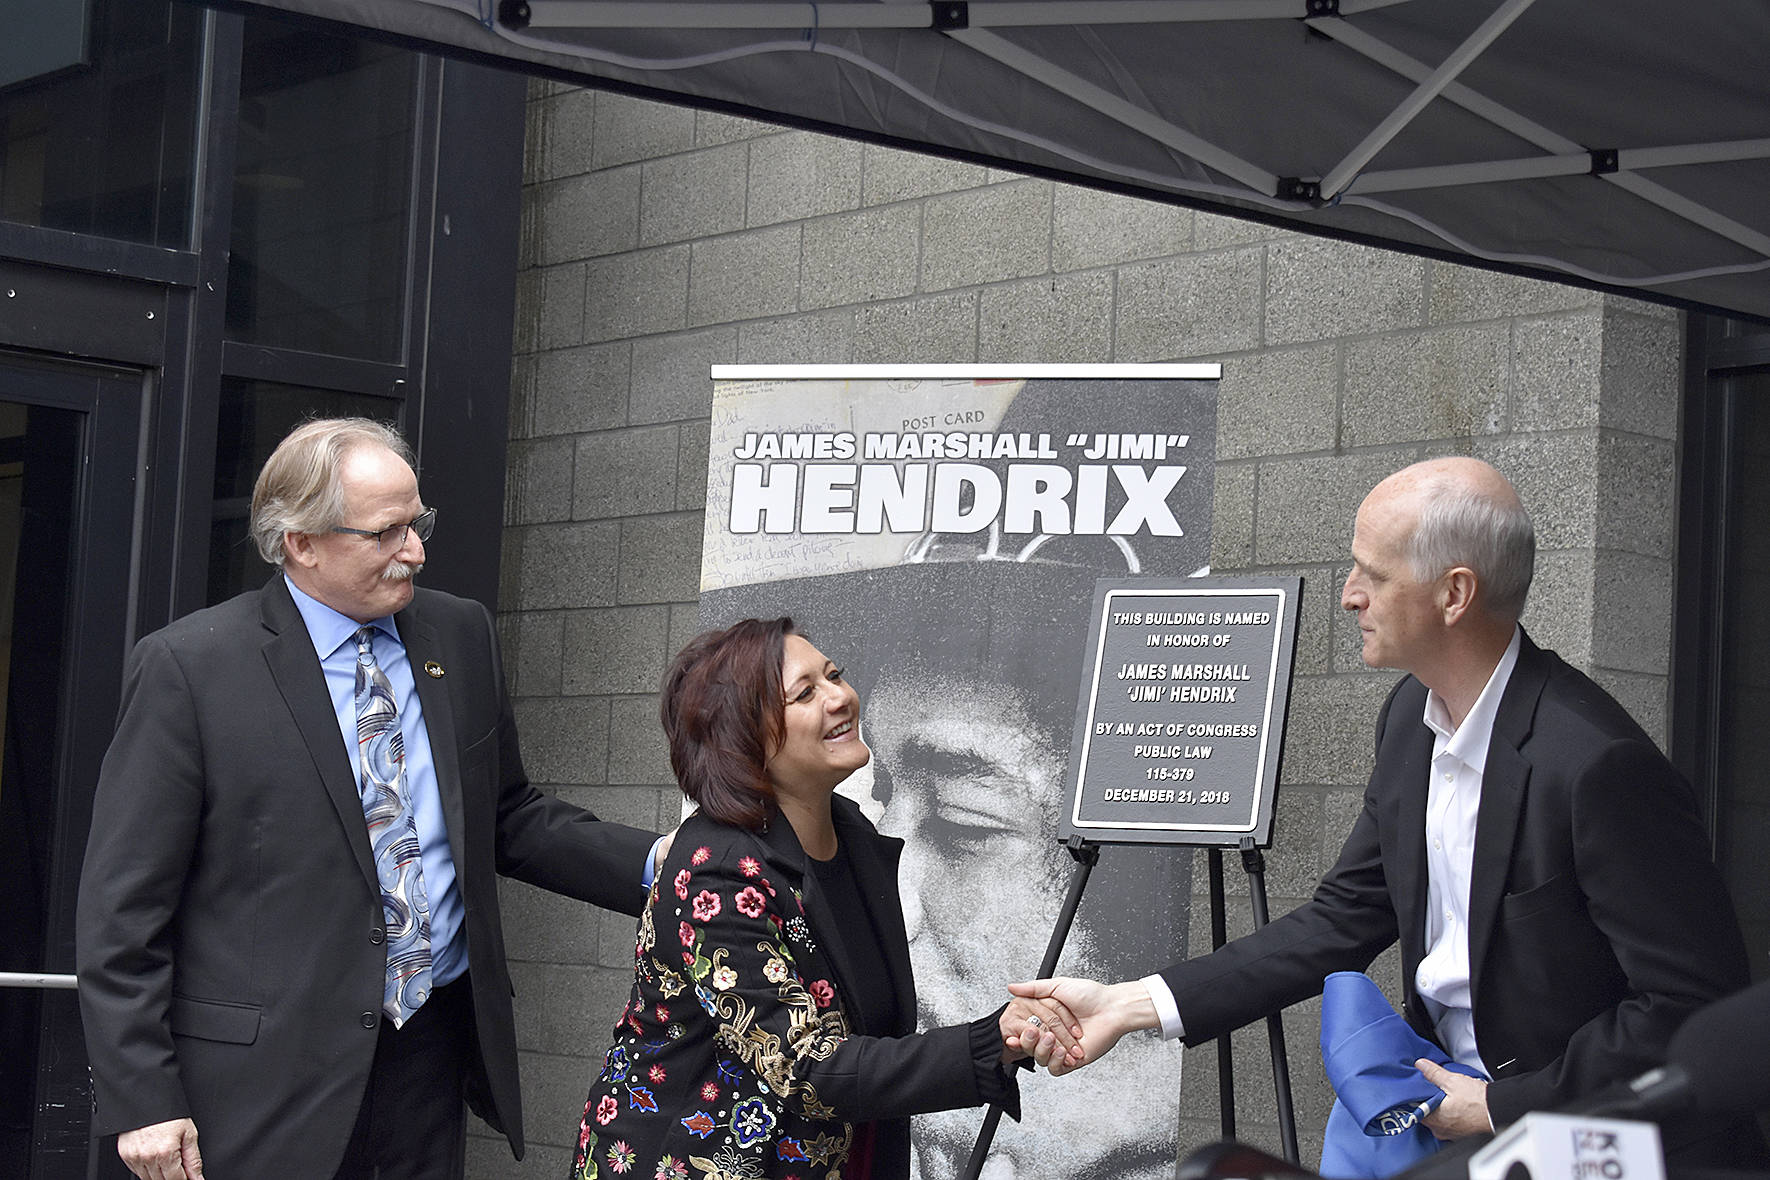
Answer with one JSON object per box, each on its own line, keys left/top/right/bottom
{"left": 994, "top": 977, "right": 1160, "bottom": 1075}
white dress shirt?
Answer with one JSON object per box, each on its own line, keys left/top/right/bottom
{"left": 1143, "top": 627, "right": 1522, "bottom": 1066}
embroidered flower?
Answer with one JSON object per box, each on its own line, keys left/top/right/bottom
{"left": 627, "top": 1085, "right": 658, "bottom": 1113}
{"left": 691, "top": 846, "right": 711, "bottom": 865}
{"left": 758, "top": 876, "right": 777, "bottom": 897}
{"left": 691, "top": 890, "right": 722, "bottom": 922}
{"left": 739, "top": 855, "right": 761, "bottom": 877}
{"left": 673, "top": 869, "right": 692, "bottom": 900}
{"left": 605, "top": 1140, "right": 636, "bottom": 1174}
{"left": 776, "top": 1139, "right": 810, "bottom": 1163}
{"left": 680, "top": 1111, "right": 716, "bottom": 1138}
{"left": 734, "top": 886, "right": 767, "bottom": 918}
{"left": 762, "top": 957, "right": 788, "bottom": 983}
{"left": 679, "top": 921, "right": 696, "bottom": 948}
{"left": 808, "top": 979, "right": 835, "bottom": 1008}
{"left": 700, "top": 1081, "right": 720, "bottom": 1102}
{"left": 595, "top": 1095, "right": 617, "bottom": 1126}
{"left": 731, "top": 1097, "right": 777, "bottom": 1147}
{"left": 785, "top": 916, "right": 814, "bottom": 947}
{"left": 577, "top": 1116, "right": 593, "bottom": 1153}
{"left": 666, "top": 1022, "right": 685, "bottom": 1040}
{"left": 682, "top": 950, "right": 694, "bottom": 967}
{"left": 711, "top": 965, "right": 738, "bottom": 991}
{"left": 655, "top": 1156, "right": 688, "bottom": 1180}
{"left": 603, "top": 1045, "right": 631, "bottom": 1082}
{"left": 648, "top": 1064, "right": 666, "bottom": 1084}
{"left": 654, "top": 1004, "right": 670, "bottom": 1023}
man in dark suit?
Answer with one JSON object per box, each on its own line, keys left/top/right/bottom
{"left": 76, "top": 419, "right": 659, "bottom": 1180}
{"left": 1010, "top": 457, "right": 1751, "bottom": 1149}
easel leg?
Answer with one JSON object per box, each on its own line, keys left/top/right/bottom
{"left": 1240, "top": 838, "right": 1300, "bottom": 1165}
{"left": 960, "top": 839, "right": 1100, "bottom": 1180}
{"left": 1208, "top": 848, "right": 1235, "bottom": 1142}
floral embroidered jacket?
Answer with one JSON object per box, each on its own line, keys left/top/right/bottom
{"left": 573, "top": 796, "right": 1016, "bottom": 1180}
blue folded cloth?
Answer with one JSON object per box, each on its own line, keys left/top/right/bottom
{"left": 1318, "top": 972, "right": 1487, "bottom": 1179}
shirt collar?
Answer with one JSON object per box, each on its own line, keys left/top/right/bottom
{"left": 283, "top": 574, "right": 402, "bottom": 661}
{"left": 1422, "top": 626, "right": 1522, "bottom": 772}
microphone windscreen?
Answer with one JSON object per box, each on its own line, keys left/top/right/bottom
{"left": 1666, "top": 978, "right": 1770, "bottom": 1116}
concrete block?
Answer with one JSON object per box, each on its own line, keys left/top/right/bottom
{"left": 1116, "top": 248, "right": 1264, "bottom": 360}
{"left": 1343, "top": 324, "right": 1509, "bottom": 447}
{"left": 562, "top": 605, "right": 674, "bottom": 694}
{"left": 668, "top": 603, "right": 707, "bottom": 660}
{"left": 532, "top": 342, "right": 630, "bottom": 436}
{"left": 675, "top": 418, "right": 712, "bottom": 511}
{"left": 1591, "top": 550, "right": 1674, "bottom": 676}
{"left": 505, "top": 436, "right": 575, "bottom": 525}
{"left": 1283, "top": 673, "right": 1406, "bottom": 787}
{"left": 1519, "top": 549, "right": 1594, "bottom": 669}
{"left": 1474, "top": 433, "right": 1600, "bottom": 552}
{"left": 515, "top": 520, "right": 621, "bottom": 611}
{"left": 919, "top": 180, "right": 1052, "bottom": 292}
{"left": 801, "top": 203, "right": 921, "bottom": 310}
{"left": 1052, "top": 186, "right": 1192, "bottom": 271}
{"left": 573, "top": 425, "right": 681, "bottom": 521}
{"left": 535, "top": 262, "right": 585, "bottom": 351}
{"left": 1266, "top": 239, "right": 1426, "bottom": 345}
{"left": 1602, "top": 291, "right": 1681, "bottom": 322}
{"left": 1320, "top": 786, "right": 1371, "bottom": 878}
{"left": 1193, "top": 209, "right": 1285, "bottom": 249}
{"left": 978, "top": 272, "right": 1113, "bottom": 362}
{"left": 1595, "top": 433, "right": 1676, "bottom": 559}
{"left": 629, "top": 327, "right": 732, "bottom": 424}
{"left": 687, "top": 225, "right": 801, "bottom": 327}
{"left": 517, "top": 1047, "right": 607, "bottom": 1149}
{"left": 1291, "top": 565, "right": 1340, "bottom": 677}
{"left": 591, "top": 91, "right": 696, "bottom": 170}
{"left": 1254, "top": 454, "right": 1400, "bottom": 566}
{"left": 853, "top": 292, "right": 978, "bottom": 363}
{"left": 861, "top": 142, "right": 987, "bottom": 204}
{"left": 507, "top": 353, "right": 537, "bottom": 439}
{"left": 1263, "top": 786, "right": 1325, "bottom": 899}
{"left": 498, "top": 529, "right": 523, "bottom": 617}
{"left": 511, "top": 610, "right": 565, "bottom": 698}
{"left": 1216, "top": 345, "right": 1338, "bottom": 460}
{"left": 500, "top": 880, "right": 605, "bottom": 967}
{"left": 1429, "top": 262, "right": 1596, "bottom": 324}
{"left": 1598, "top": 307, "right": 1682, "bottom": 440}
{"left": 617, "top": 512, "right": 706, "bottom": 604}
{"left": 737, "top": 309, "right": 857, "bottom": 363}
{"left": 608, "top": 695, "right": 673, "bottom": 786}
{"left": 696, "top": 108, "right": 778, "bottom": 146}
{"left": 638, "top": 145, "right": 747, "bottom": 247}
{"left": 583, "top": 246, "right": 690, "bottom": 342}
{"left": 747, "top": 131, "right": 863, "bottom": 227}
{"left": 1209, "top": 461, "right": 1256, "bottom": 571}
{"left": 527, "top": 87, "right": 597, "bottom": 183}
{"left": 532, "top": 167, "right": 640, "bottom": 264}
{"left": 512, "top": 696, "right": 610, "bottom": 786}
{"left": 560, "top": 783, "right": 673, "bottom": 835}
{"left": 1589, "top": 669, "right": 1669, "bottom": 750}
{"left": 510, "top": 962, "right": 619, "bottom": 1057}
{"left": 512, "top": 271, "right": 542, "bottom": 356}
{"left": 1512, "top": 309, "right": 1603, "bottom": 432}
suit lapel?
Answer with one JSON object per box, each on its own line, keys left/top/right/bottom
{"left": 833, "top": 802, "right": 914, "bottom": 1036}
{"left": 400, "top": 597, "right": 468, "bottom": 887}
{"left": 1466, "top": 634, "right": 1547, "bottom": 996}
{"left": 1383, "top": 685, "right": 1435, "bottom": 980}
{"left": 260, "top": 578, "right": 378, "bottom": 895}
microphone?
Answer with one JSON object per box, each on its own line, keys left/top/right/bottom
{"left": 1579, "top": 978, "right": 1770, "bottom": 1120}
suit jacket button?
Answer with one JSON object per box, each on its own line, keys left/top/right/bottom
{"left": 360, "top": 1012, "right": 378, "bottom": 1028}
{"left": 370, "top": 928, "right": 385, "bottom": 944}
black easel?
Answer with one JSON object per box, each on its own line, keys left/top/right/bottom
{"left": 959, "top": 836, "right": 1099, "bottom": 1180}
{"left": 959, "top": 832, "right": 1299, "bottom": 1178}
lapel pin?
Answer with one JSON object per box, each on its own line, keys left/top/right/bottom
{"left": 424, "top": 661, "right": 445, "bottom": 678}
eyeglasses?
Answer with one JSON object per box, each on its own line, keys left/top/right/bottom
{"left": 329, "top": 507, "right": 437, "bottom": 553}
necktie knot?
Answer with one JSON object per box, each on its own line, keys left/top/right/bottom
{"left": 355, "top": 625, "right": 377, "bottom": 666}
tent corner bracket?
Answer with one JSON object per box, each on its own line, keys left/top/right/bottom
{"left": 1589, "top": 149, "right": 1619, "bottom": 175}
{"left": 931, "top": 2, "right": 969, "bottom": 30}
{"left": 497, "top": 0, "right": 530, "bottom": 30}
{"left": 1277, "top": 178, "right": 1323, "bottom": 203}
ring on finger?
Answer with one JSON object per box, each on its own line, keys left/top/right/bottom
{"left": 1026, "top": 1014, "right": 1042, "bottom": 1028}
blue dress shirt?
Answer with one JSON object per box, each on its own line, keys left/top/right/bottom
{"left": 286, "top": 577, "right": 467, "bottom": 988}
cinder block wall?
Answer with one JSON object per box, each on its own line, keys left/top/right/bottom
{"left": 473, "top": 80, "right": 1685, "bottom": 1176}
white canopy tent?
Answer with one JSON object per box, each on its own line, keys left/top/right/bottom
{"left": 216, "top": 0, "right": 1770, "bottom": 321}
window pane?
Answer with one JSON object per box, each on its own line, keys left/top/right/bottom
{"left": 225, "top": 22, "right": 416, "bottom": 362}
{"left": 209, "top": 377, "right": 401, "bottom": 605}
{"left": 0, "top": 0, "right": 200, "bottom": 247}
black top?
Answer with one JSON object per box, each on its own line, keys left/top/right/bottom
{"left": 807, "top": 844, "right": 902, "bottom": 1036}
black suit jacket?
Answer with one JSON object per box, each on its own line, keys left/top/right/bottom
{"left": 76, "top": 577, "right": 656, "bottom": 1175}
{"left": 572, "top": 797, "right": 1014, "bottom": 1180}
{"left": 1160, "top": 631, "right": 1749, "bottom": 1128}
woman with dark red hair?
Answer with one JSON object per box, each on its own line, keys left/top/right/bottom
{"left": 572, "top": 618, "right": 1078, "bottom": 1180}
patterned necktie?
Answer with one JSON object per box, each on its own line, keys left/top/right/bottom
{"left": 354, "top": 625, "right": 433, "bottom": 1028}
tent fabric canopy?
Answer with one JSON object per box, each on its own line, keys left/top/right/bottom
{"left": 226, "top": 0, "right": 1770, "bottom": 321}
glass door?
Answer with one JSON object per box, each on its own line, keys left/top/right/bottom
{"left": 0, "top": 355, "right": 140, "bottom": 1180}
